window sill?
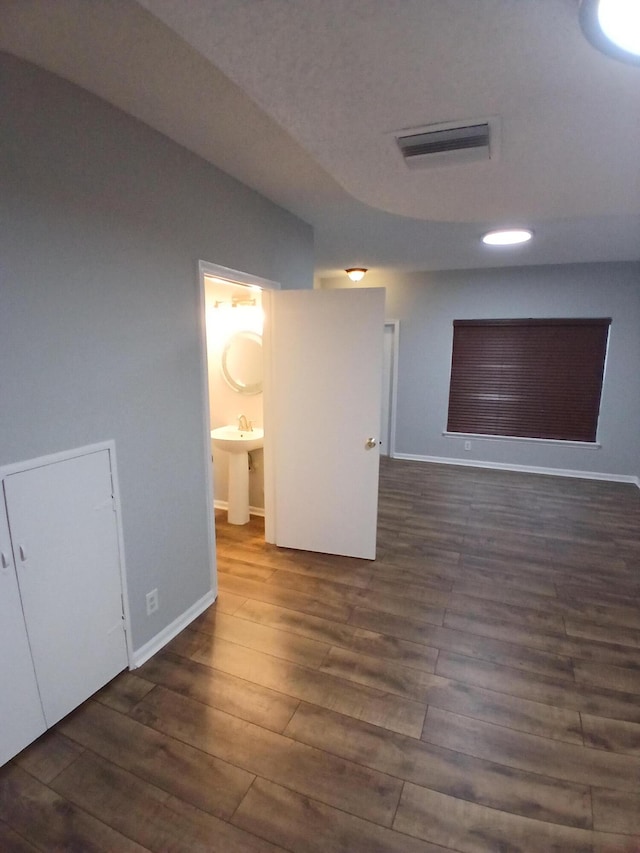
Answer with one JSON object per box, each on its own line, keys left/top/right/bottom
{"left": 442, "top": 432, "right": 602, "bottom": 449}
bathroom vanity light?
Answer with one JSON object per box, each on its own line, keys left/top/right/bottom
{"left": 214, "top": 296, "right": 257, "bottom": 309}
{"left": 346, "top": 268, "right": 368, "bottom": 281}
{"left": 481, "top": 228, "right": 533, "bottom": 246}
{"left": 580, "top": 0, "right": 640, "bottom": 65}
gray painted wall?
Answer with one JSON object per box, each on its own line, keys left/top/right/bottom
{"left": 0, "top": 53, "right": 313, "bottom": 651}
{"left": 322, "top": 264, "right": 640, "bottom": 480}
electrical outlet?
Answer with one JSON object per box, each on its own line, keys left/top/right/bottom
{"left": 464, "top": 440, "right": 471, "bottom": 451}
{"left": 146, "top": 588, "right": 159, "bottom": 616}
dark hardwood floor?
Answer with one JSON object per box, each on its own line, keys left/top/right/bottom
{"left": 2, "top": 458, "right": 640, "bottom": 852}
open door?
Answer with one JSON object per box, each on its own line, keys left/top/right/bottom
{"left": 263, "top": 287, "right": 385, "bottom": 559}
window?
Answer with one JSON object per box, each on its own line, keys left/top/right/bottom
{"left": 446, "top": 318, "right": 611, "bottom": 443}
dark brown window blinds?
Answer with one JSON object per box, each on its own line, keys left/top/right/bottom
{"left": 446, "top": 319, "right": 610, "bottom": 442}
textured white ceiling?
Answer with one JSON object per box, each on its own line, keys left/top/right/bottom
{"left": 136, "top": 0, "right": 640, "bottom": 222}
{"left": 2, "top": 0, "right": 639, "bottom": 275}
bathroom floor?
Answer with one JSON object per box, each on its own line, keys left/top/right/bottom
{"left": 2, "top": 457, "right": 640, "bottom": 851}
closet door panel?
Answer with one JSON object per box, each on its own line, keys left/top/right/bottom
{"left": 0, "top": 507, "right": 46, "bottom": 765}
{"left": 4, "top": 450, "right": 128, "bottom": 727}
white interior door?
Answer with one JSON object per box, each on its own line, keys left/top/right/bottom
{"left": 0, "top": 505, "right": 46, "bottom": 765}
{"left": 263, "top": 287, "right": 385, "bottom": 559}
{"left": 5, "top": 450, "right": 128, "bottom": 727}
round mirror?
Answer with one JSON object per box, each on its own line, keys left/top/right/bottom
{"left": 221, "top": 330, "right": 263, "bottom": 395}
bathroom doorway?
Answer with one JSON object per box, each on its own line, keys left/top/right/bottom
{"left": 199, "top": 262, "right": 386, "bottom": 572}
{"left": 198, "top": 261, "right": 279, "bottom": 568}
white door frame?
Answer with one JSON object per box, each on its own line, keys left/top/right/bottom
{"left": 383, "top": 320, "right": 400, "bottom": 458}
{"left": 197, "top": 260, "right": 280, "bottom": 570}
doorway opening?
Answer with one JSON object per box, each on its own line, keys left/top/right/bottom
{"left": 381, "top": 320, "right": 399, "bottom": 457}
{"left": 199, "top": 268, "right": 387, "bottom": 569}
{"left": 198, "top": 261, "right": 280, "bottom": 578}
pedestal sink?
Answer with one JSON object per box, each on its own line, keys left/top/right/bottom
{"left": 211, "top": 426, "right": 264, "bottom": 525}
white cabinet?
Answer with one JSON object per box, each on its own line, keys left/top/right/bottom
{"left": 0, "top": 447, "right": 129, "bottom": 765}
{"left": 0, "top": 508, "right": 47, "bottom": 765}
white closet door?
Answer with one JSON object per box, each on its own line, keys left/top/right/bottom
{"left": 0, "top": 507, "right": 46, "bottom": 765}
{"left": 4, "top": 450, "right": 128, "bottom": 727}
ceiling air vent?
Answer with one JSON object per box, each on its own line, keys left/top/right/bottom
{"left": 396, "top": 121, "right": 493, "bottom": 169}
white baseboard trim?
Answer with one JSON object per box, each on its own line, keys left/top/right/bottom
{"left": 213, "top": 499, "right": 265, "bottom": 518}
{"left": 130, "top": 589, "right": 217, "bottom": 669}
{"left": 393, "top": 452, "right": 640, "bottom": 488}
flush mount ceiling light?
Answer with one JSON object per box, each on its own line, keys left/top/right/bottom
{"left": 481, "top": 229, "right": 533, "bottom": 247}
{"left": 345, "top": 268, "right": 368, "bottom": 281}
{"left": 580, "top": 0, "right": 640, "bottom": 65}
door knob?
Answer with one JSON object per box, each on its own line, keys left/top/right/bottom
{"left": 365, "top": 437, "right": 378, "bottom": 449}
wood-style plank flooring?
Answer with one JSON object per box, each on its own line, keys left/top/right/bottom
{"left": 2, "top": 458, "right": 640, "bottom": 852}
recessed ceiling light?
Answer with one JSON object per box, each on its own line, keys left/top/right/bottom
{"left": 481, "top": 229, "right": 533, "bottom": 246}
{"left": 580, "top": 0, "right": 640, "bottom": 65}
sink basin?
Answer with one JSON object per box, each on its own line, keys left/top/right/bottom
{"left": 211, "top": 426, "right": 264, "bottom": 525}
{"left": 211, "top": 425, "right": 264, "bottom": 454}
